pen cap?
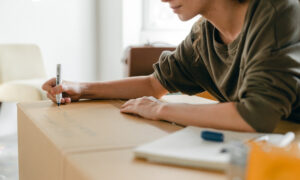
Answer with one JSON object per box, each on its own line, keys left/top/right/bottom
{"left": 201, "top": 130, "right": 224, "bottom": 142}
{"left": 56, "top": 64, "right": 61, "bottom": 74}
{"left": 56, "top": 64, "right": 62, "bottom": 84}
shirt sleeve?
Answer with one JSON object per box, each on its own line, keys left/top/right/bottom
{"left": 236, "top": 45, "right": 300, "bottom": 133}
{"left": 236, "top": 0, "right": 300, "bottom": 133}
{"left": 153, "top": 30, "right": 204, "bottom": 95}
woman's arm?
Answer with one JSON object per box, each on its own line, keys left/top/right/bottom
{"left": 42, "top": 74, "right": 168, "bottom": 103}
{"left": 121, "top": 97, "right": 256, "bottom": 132}
{"left": 118, "top": 76, "right": 255, "bottom": 132}
{"left": 158, "top": 102, "right": 256, "bottom": 132}
{"left": 80, "top": 74, "right": 168, "bottom": 100}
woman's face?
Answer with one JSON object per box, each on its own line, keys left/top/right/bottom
{"left": 161, "top": 0, "right": 210, "bottom": 21}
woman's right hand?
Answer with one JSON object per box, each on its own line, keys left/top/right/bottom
{"left": 42, "top": 78, "right": 82, "bottom": 104}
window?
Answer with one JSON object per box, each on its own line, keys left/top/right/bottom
{"left": 141, "top": 0, "right": 199, "bottom": 45}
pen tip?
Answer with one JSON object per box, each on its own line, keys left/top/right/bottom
{"left": 57, "top": 103, "right": 60, "bottom": 106}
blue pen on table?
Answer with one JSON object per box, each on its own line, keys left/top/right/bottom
{"left": 201, "top": 130, "right": 224, "bottom": 142}
{"left": 56, "top": 64, "right": 62, "bottom": 106}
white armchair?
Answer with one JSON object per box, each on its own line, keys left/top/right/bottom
{"left": 0, "top": 44, "right": 48, "bottom": 102}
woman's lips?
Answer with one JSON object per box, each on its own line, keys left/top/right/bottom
{"left": 171, "top": 5, "right": 181, "bottom": 13}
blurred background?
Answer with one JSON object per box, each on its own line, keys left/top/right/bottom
{"left": 0, "top": 0, "right": 198, "bottom": 179}
{"left": 0, "top": 0, "right": 198, "bottom": 82}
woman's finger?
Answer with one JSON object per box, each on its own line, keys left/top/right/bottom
{"left": 47, "top": 93, "right": 56, "bottom": 103}
{"left": 121, "top": 99, "right": 135, "bottom": 108}
{"left": 65, "top": 97, "right": 71, "bottom": 104}
{"left": 148, "top": 96, "right": 159, "bottom": 102}
{"left": 42, "top": 78, "right": 56, "bottom": 92}
{"left": 61, "top": 97, "right": 71, "bottom": 104}
{"left": 52, "top": 85, "right": 63, "bottom": 95}
{"left": 48, "top": 92, "right": 68, "bottom": 105}
{"left": 120, "top": 106, "right": 135, "bottom": 114}
{"left": 60, "top": 98, "right": 65, "bottom": 104}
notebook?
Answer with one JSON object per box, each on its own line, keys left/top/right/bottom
{"left": 134, "top": 126, "right": 284, "bottom": 171}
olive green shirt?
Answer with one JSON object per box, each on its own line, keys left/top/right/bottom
{"left": 153, "top": 0, "right": 300, "bottom": 132}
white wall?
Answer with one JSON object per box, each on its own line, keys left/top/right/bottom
{"left": 122, "top": 0, "right": 142, "bottom": 49}
{"left": 97, "top": 0, "right": 143, "bottom": 81}
{"left": 0, "top": 0, "right": 97, "bottom": 81}
{"left": 97, "top": 0, "right": 123, "bottom": 81}
{"left": 141, "top": 0, "right": 197, "bottom": 46}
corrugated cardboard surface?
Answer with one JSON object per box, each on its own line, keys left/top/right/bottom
{"left": 18, "top": 95, "right": 225, "bottom": 180}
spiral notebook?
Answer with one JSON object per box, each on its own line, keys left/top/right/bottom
{"left": 134, "top": 126, "right": 283, "bottom": 171}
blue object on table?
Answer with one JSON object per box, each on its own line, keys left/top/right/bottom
{"left": 201, "top": 130, "right": 224, "bottom": 142}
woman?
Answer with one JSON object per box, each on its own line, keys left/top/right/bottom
{"left": 42, "top": 0, "right": 300, "bottom": 133}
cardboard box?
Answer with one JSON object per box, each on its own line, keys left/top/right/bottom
{"left": 18, "top": 95, "right": 224, "bottom": 180}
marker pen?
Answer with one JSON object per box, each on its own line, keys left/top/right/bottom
{"left": 56, "top": 64, "right": 62, "bottom": 106}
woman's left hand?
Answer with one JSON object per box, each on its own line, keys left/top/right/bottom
{"left": 120, "top": 96, "right": 164, "bottom": 120}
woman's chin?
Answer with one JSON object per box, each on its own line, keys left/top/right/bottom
{"left": 177, "top": 14, "right": 194, "bottom": 21}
